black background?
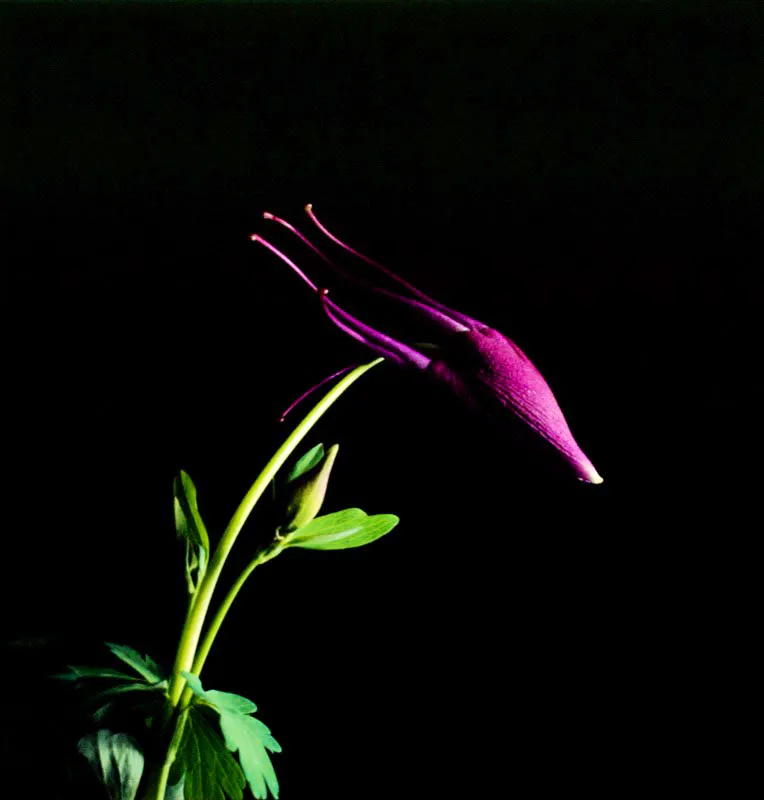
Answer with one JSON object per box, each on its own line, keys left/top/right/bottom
{"left": 4, "top": 2, "right": 761, "bottom": 797}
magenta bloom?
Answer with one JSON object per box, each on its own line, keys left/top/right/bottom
{"left": 252, "top": 206, "right": 602, "bottom": 484}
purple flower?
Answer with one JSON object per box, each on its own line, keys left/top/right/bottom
{"left": 251, "top": 206, "right": 602, "bottom": 484}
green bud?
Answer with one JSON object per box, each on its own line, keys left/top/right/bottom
{"left": 281, "top": 444, "right": 339, "bottom": 533}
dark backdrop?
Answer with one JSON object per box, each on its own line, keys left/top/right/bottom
{"left": 4, "top": 2, "right": 761, "bottom": 797}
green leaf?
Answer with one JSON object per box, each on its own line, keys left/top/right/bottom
{"left": 181, "top": 672, "right": 257, "bottom": 715}
{"left": 93, "top": 701, "right": 117, "bottom": 723}
{"left": 91, "top": 691, "right": 165, "bottom": 725}
{"left": 286, "top": 443, "right": 324, "bottom": 483}
{"left": 287, "top": 508, "right": 399, "bottom": 550}
{"left": 174, "top": 470, "right": 211, "bottom": 556}
{"left": 106, "top": 643, "right": 165, "bottom": 684}
{"left": 89, "top": 680, "right": 168, "bottom": 702}
{"left": 78, "top": 730, "right": 144, "bottom": 800}
{"left": 219, "top": 713, "right": 281, "bottom": 800}
{"left": 180, "top": 673, "right": 280, "bottom": 799}
{"left": 53, "top": 666, "right": 141, "bottom": 682}
{"left": 164, "top": 775, "right": 185, "bottom": 800}
{"left": 143, "top": 653, "right": 164, "bottom": 680}
{"left": 171, "top": 708, "right": 246, "bottom": 800}
{"left": 206, "top": 689, "right": 258, "bottom": 716}
{"left": 56, "top": 648, "right": 167, "bottom": 725}
{"left": 286, "top": 508, "right": 365, "bottom": 540}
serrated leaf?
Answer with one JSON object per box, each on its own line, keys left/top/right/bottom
{"left": 174, "top": 471, "right": 211, "bottom": 555}
{"left": 78, "top": 730, "right": 144, "bottom": 800}
{"left": 180, "top": 673, "right": 279, "bottom": 799}
{"left": 58, "top": 651, "right": 166, "bottom": 725}
{"left": 181, "top": 672, "right": 257, "bottom": 715}
{"left": 286, "top": 443, "right": 324, "bottom": 483}
{"left": 106, "top": 643, "right": 165, "bottom": 684}
{"left": 171, "top": 708, "right": 245, "bottom": 800}
{"left": 288, "top": 509, "right": 399, "bottom": 550}
{"left": 219, "top": 714, "right": 281, "bottom": 800}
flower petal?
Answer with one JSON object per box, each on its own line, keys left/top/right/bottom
{"left": 429, "top": 328, "right": 602, "bottom": 483}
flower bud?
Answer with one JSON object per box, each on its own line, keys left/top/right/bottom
{"left": 281, "top": 444, "right": 339, "bottom": 533}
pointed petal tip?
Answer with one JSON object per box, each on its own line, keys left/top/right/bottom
{"left": 577, "top": 463, "right": 604, "bottom": 485}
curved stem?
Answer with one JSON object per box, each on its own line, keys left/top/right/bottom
{"left": 164, "top": 357, "right": 384, "bottom": 713}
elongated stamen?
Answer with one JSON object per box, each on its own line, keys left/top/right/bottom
{"left": 263, "top": 210, "right": 469, "bottom": 333}
{"left": 250, "top": 234, "right": 320, "bottom": 293}
{"left": 322, "top": 294, "right": 432, "bottom": 369}
{"left": 305, "top": 203, "right": 481, "bottom": 329}
{"left": 321, "top": 302, "right": 406, "bottom": 365}
{"left": 279, "top": 364, "right": 357, "bottom": 422}
{"left": 263, "top": 211, "right": 335, "bottom": 265}
{"left": 251, "top": 232, "right": 431, "bottom": 369}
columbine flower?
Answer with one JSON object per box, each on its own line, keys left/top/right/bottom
{"left": 251, "top": 205, "right": 603, "bottom": 484}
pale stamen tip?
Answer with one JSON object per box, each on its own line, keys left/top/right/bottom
{"left": 250, "top": 233, "right": 260, "bottom": 242}
{"left": 319, "top": 287, "right": 330, "bottom": 296}
{"left": 262, "top": 212, "right": 275, "bottom": 220}
{"left": 305, "top": 203, "right": 313, "bottom": 213}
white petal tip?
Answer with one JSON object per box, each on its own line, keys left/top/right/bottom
{"left": 578, "top": 465, "right": 604, "bottom": 485}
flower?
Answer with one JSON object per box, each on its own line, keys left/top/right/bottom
{"left": 251, "top": 206, "right": 602, "bottom": 484}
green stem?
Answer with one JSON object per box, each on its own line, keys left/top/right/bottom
{"left": 191, "top": 542, "right": 282, "bottom": 679}
{"left": 164, "top": 357, "right": 383, "bottom": 714}
{"left": 146, "top": 706, "right": 189, "bottom": 800}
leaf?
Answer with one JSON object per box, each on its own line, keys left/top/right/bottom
{"left": 181, "top": 673, "right": 280, "bottom": 799}
{"left": 286, "top": 508, "right": 365, "bottom": 541}
{"left": 78, "top": 730, "right": 144, "bottom": 800}
{"left": 204, "top": 689, "right": 258, "bottom": 717}
{"left": 287, "top": 508, "right": 400, "bottom": 550}
{"left": 219, "top": 714, "right": 281, "bottom": 800}
{"left": 174, "top": 470, "right": 211, "bottom": 556}
{"left": 164, "top": 775, "right": 185, "bottom": 800}
{"left": 89, "top": 680, "right": 168, "bottom": 703}
{"left": 171, "top": 708, "right": 246, "bottom": 800}
{"left": 92, "top": 691, "right": 165, "bottom": 725}
{"left": 106, "top": 643, "right": 165, "bottom": 684}
{"left": 53, "top": 666, "right": 142, "bottom": 682}
{"left": 93, "top": 701, "right": 117, "bottom": 723}
{"left": 181, "top": 672, "right": 257, "bottom": 715}
{"left": 286, "top": 443, "right": 324, "bottom": 483}
{"left": 180, "top": 671, "right": 208, "bottom": 702}
{"left": 143, "top": 653, "right": 164, "bottom": 680}
{"left": 56, "top": 647, "right": 167, "bottom": 725}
